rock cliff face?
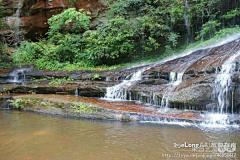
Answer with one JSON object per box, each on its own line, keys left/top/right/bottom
{"left": 1, "top": 0, "right": 108, "bottom": 40}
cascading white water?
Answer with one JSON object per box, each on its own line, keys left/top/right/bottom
{"left": 201, "top": 50, "right": 240, "bottom": 127}
{"left": 214, "top": 51, "right": 240, "bottom": 114}
{"left": 8, "top": 68, "right": 30, "bottom": 85}
{"left": 16, "top": 0, "right": 22, "bottom": 47}
{"left": 75, "top": 87, "right": 78, "bottom": 96}
{"left": 104, "top": 68, "right": 146, "bottom": 100}
{"left": 169, "top": 72, "right": 184, "bottom": 85}
{"left": 159, "top": 72, "right": 184, "bottom": 111}
{"left": 169, "top": 72, "right": 176, "bottom": 83}
{"left": 173, "top": 72, "right": 184, "bottom": 86}
{"left": 184, "top": 0, "right": 191, "bottom": 43}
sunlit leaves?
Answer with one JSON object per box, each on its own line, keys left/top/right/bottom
{"left": 223, "top": 7, "right": 240, "bottom": 20}
{"left": 85, "top": 18, "right": 135, "bottom": 64}
{"left": 196, "top": 20, "right": 221, "bottom": 40}
{"left": 47, "top": 8, "right": 90, "bottom": 37}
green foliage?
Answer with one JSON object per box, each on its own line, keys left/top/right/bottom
{"left": 13, "top": 0, "right": 240, "bottom": 71}
{"left": 196, "top": 20, "right": 221, "bottom": 40}
{"left": 8, "top": 97, "right": 43, "bottom": 109}
{"left": 0, "top": 3, "right": 6, "bottom": 30}
{"left": 92, "top": 74, "right": 101, "bottom": 80}
{"left": 70, "top": 102, "right": 102, "bottom": 114}
{"left": 185, "top": 26, "right": 240, "bottom": 51}
{"left": 33, "top": 78, "right": 48, "bottom": 81}
{"left": 8, "top": 99, "right": 24, "bottom": 108}
{"left": 108, "top": 0, "right": 182, "bottom": 48}
{"left": 0, "top": 44, "right": 12, "bottom": 70}
{"left": 0, "top": 2, "right": 12, "bottom": 70}
{"left": 14, "top": 41, "right": 43, "bottom": 65}
{"left": 8, "top": 97, "right": 65, "bottom": 109}
{"left": 15, "top": 8, "right": 91, "bottom": 70}
{"left": 68, "top": 0, "right": 75, "bottom": 5}
{"left": 48, "top": 77, "right": 74, "bottom": 85}
{"left": 223, "top": 7, "right": 240, "bottom": 20}
{"left": 85, "top": 18, "right": 136, "bottom": 64}
{"left": 46, "top": 8, "right": 91, "bottom": 64}
{"left": 47, "top": 8, "right": 90, "bottom": 37}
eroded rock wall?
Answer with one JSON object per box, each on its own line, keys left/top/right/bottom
{"left": 1, "top": 0, "right": 108, "bottom": 40}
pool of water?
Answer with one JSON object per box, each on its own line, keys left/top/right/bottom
{"left": 0, "top": 110, "right": 239, "bottom": 160}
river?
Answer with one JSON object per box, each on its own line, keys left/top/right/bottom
{"left": 0, "top": 110, "right": 239, "bottom": 160}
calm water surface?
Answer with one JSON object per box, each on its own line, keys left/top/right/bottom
{"left": 0, "top": 110, "right": 239, "bottom": 160}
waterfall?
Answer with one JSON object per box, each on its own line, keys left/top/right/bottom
{"left": 16, "top": 0, "right": 22, "bottom": 47}
{"left": 184, "top": 0, "right": 191, "bottom": 43}
{"left": 8, "top": 68, "right": 31, "bottom": 85}
{"left": 170, "top": 0, "right": 174, "bottom": 31}
{"left": 169, "top": 72, "right": 176, "bottom": 83}
{"left": 159, "top": 72, "right": 184, "bottom": 111}
{"left": 105, "top": 68, "right": 147, "bottom": 100}
{"left": 75, "top": 87, "right": 78, "bottom": 96}
{"left": 173, "top": 72, "right": 184, "bottom": 86}
{"left": 201, "top": 50, "right": 240, "bottom": 127}
{"left": 9, "top": 69, "right": 26, "bottom": 85}
{"left": 214, "top": 51, "right": 240, "bottom": 114}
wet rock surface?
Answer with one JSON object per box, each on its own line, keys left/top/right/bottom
{"left": 9, "top": 94, "right": 203, "bottom": 122}
{"left": 0, "top": 96, "right": 13, "bottom": 109}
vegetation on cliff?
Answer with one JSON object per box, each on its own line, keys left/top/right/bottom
{"left": 0, "top": 0, "right": 11, "bottom": 70}
{"left": 2, "top": 0, "right": 240, "bottom": 71}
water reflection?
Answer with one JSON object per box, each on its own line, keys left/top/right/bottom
{"left": 0, "top": 110, "right": 239, "bottom": 160}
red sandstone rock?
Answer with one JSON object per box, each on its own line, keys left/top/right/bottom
{"left": 2, "top": 0, "right": 108, "bottom": 40}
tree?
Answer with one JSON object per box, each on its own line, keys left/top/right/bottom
{"left": 85, "top": 18, "right": 136, "bottom": 65}
{"left": 45, "top": 8, "right": 90, "bottom": 63}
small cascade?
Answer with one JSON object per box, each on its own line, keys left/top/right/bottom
{"left": 160, "top": 94, "right": 169, "bottom": 110}
{"left": 169, "top": 72, "right": 176, "bottom": 83}
{"left": 8, "top": 68, "right": 30, "bottom": 85}
{"left": 105, "top": 68, "right": 146, "bottom": 100}
{"left": 169, "top": 72, "right": 184, "bottom": 85}
{"left": 173, "top": 72, "right": 184, "bottom": 86}
{"left": 75, "top": 87, "right": 78, "bottom": 96}
{"left": 139, "top": 114, "right": 192, "bottom": 126}
{"left": 159, "top": 72, "right": 184, "bottom": 111}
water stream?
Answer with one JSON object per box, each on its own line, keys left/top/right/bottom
{"left": 105, "top": 68, "right": 147, "bottom": 100}
{"left": 201, "top": 50, "right": 240, "bottom": 127}
{"left": 7, "top": 68, "right": 32, "bottom": 85}
{"left": 15, "top": 0, "right": 22, "bottom": 47}
{"left": 0, "top": 110, "right": 239, "bottom": 160}
{"left": 214, "top": 50, "right": 240, "bottom": 114}
{"left": 74, "top": 87, "right": 78, "bottom": 96}
{"left": 184, "top": 0, "right": 191, "bottom": 43}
